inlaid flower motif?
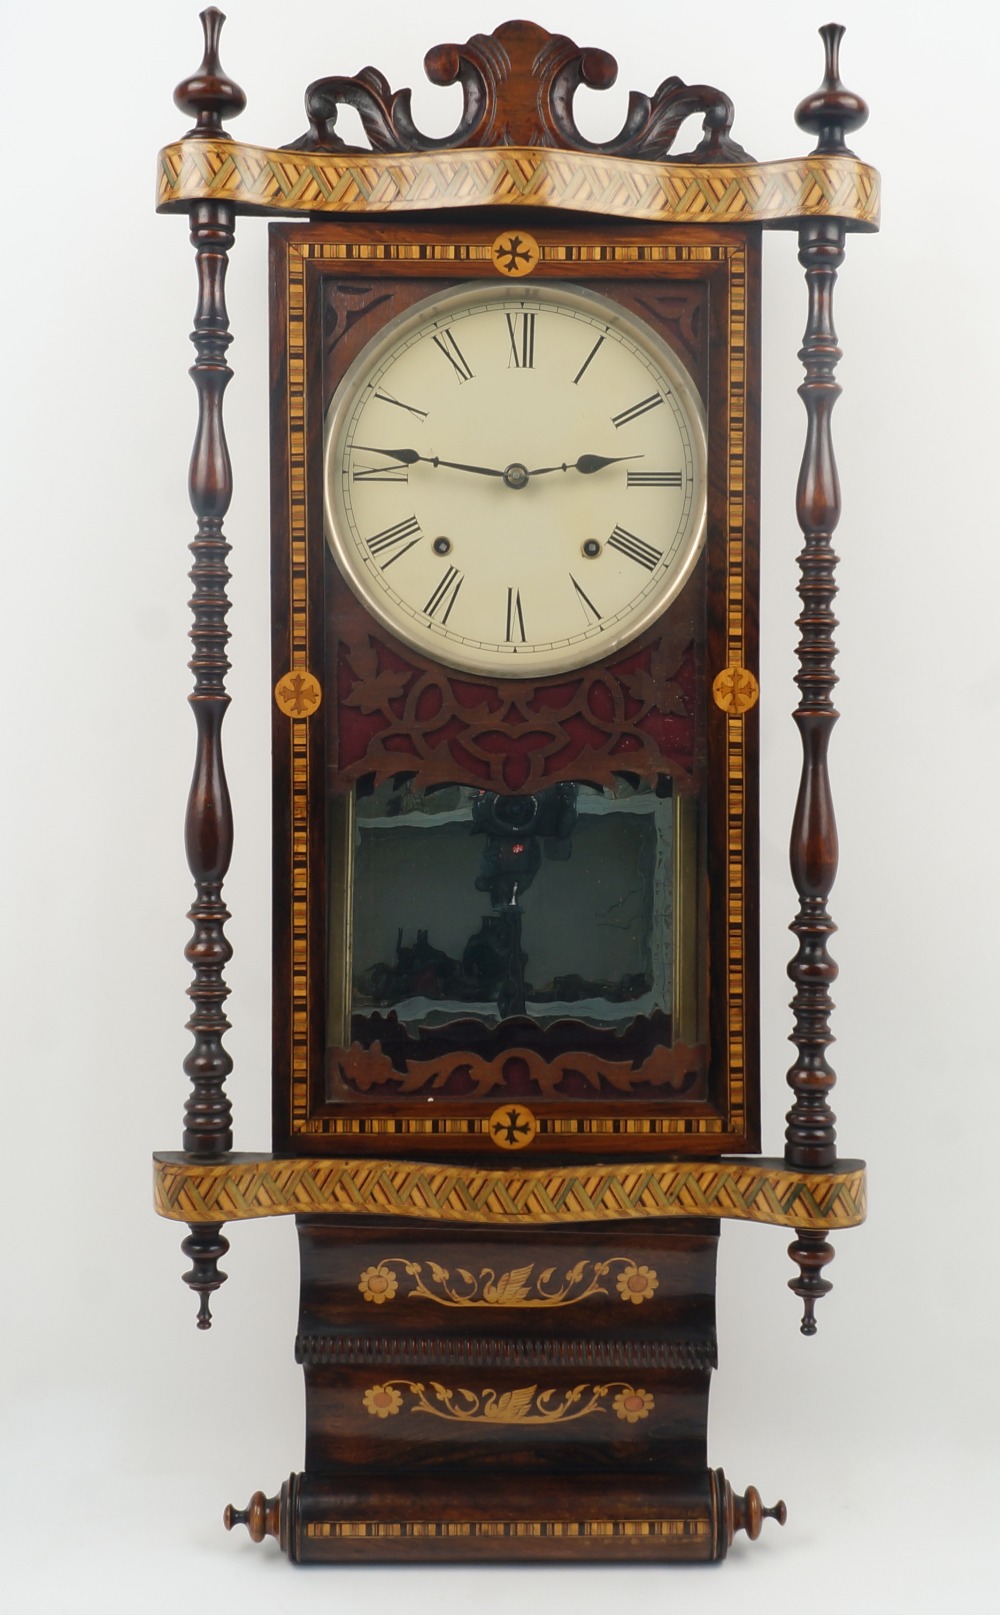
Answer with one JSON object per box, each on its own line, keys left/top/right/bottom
{"left": 616, "top": 1262, "right": 659, "bottom": 1305}
{"left": 612, "top": 1388, "right": 654, "bottom": 1424}
{"left": 363, "top": 1383, "right": 403, "bottom": 1419}
{"left": 359, "top": 1263, "right": 398, "bottom": 1304}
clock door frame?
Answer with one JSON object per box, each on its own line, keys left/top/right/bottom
{"left": 269, "top": 217, "right": 760, "bottom": 1160}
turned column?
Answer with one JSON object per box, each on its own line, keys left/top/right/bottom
{"left": 784, "top": 24, "right": 868, "bottom": 1335}
{"left": 172, "top": 8, "right": 246, "bottom": 1327}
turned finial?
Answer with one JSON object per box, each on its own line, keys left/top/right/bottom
{"left": 795, "top": 24, "right": 868, "bottom": 155}
{"left": 180, "top": 1224, "right": 230, "bottom": 1329}
{"left": 224, "top": 1489, "right": 281, "bottom": 1544}
{"left": 787, "top": 1230, "right": 835, "bottom": 1335}
{"left": 732, "top": 1485, "right": 787, "bottom": 1541}
{"left": 174, "top": 8, "right": 247, "bottom": 138}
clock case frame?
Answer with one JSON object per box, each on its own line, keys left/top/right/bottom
{"left": 268, "top": 218, "right": 760, "bottom": 1160}
{"left": 153, "top": 12, "right": 876, "bottom": 1565}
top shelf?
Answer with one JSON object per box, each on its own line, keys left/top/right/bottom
{"left": 159, "top": 14, "right": 879, "bottom": 232}
{"left": 156, "top": 140, "right": 880, "bottom": 231}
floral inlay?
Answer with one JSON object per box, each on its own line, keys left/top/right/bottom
{"left": 358, "top": 1263, "right": 398, "bottom": 1304}
{"left": 615, "top": 1262, "right": 660, "bottom": 1305}
{"left": 356, "top": 1256, "right": 659, "bottom": 1308}
{"left": 362, "top": 1384, "right": 403, "bottom": 1418}
{"left": 612, "top": 1388, "right": 655, "bottom": 1424}
{"left": 362, "top": 1380, "right": 654, "bottom": 1425}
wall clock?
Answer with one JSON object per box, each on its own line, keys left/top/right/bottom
{"left": 153, "top": 10, "right": 878, "bottom": 1564}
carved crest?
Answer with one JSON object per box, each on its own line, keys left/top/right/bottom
{"left": 288, "top": 19, "right": 751, "bottom": 162}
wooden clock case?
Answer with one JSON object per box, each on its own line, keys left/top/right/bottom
{"left": 153, "top": 12, "right": 878, "bottom": 1564}
{"left": 269, "top": 216, "right": 759, "bottom": 1160}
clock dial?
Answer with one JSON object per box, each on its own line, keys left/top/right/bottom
{"left": 324, "top": 283, "right": 707, "bottom": 677}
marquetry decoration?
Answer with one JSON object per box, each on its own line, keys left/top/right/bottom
{"left": 356, "top": 1256, "right": 659, "bottom": 1308}
{"left": 361, "top": 1379, "right": 655, "bottom": 1425}
{"left": 488, "top": 1104, "right": 537, "bottom": 1150}
{"left": 154, "top": 1151, "right": 867, "bottom": 1231}
{"left": 306, "top": 1106, "right": 720, "bottom": 1139}
{"left": 712, "top": 665, "right": 759, "bottom": 715}
{"left": 305, "top": 1518, "right": 709, "bottom": 1541}
{"left": 492, "top": 230, "right": 539, "bottom": 276}
{"left": 158, "top": 140, "right": 879, "bottom": 230}
{"left": 274, "top": 669, "right": 321, "bottom": 718}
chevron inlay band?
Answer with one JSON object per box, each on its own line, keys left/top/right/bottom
{"left": 156, "top": 143, "right": 880, "bottom": 230}
{"left": 153, "top": 1152, "right": 866, "bottom": 1231}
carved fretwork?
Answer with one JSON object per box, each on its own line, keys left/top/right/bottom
{"left": 337, "top": 615, "right": 699, "bottom": 797}
{"left": 288, "top": 19, "right": 752, "bottom": 163}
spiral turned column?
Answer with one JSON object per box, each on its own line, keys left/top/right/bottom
{"left": 784, "top": 25, "right": 868, "bottom": 1336}
{"left": 173, "top": 9, "right": 246, "bottom": 1327}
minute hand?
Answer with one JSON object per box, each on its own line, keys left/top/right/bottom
{"left": 526, "top": 453, "right": 643, "bottom": 476}
{"left": 351, "top": 445, "right": 505, "bottom": 478}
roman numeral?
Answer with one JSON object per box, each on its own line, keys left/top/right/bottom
{"left": 572, "top": 334, "right": 605, "bottom": 385}
{"left": 607, "top": 525, "right": 663, "bottom": 571}
{"left": 505, "top": 587, "right": 527, "bottom": 642}
{"left": 432, "top": 329, "right": 474, "bottom": 382}
{"left": 353, "top": 463, "right": 409, "bottom": 483}
{"left": 367, "top": 514, "right": 422, "bottom": 567}
{"left": 505, "top": 311, "right": 536, "bottom": 369}
{"left": 424, "top": 565, "right": 464, "bottom": 623}
{"left": 627, "top": 470, "right": 683, "bottom": 488}
{"left": 611, "top": 394, "right": 664, "bottom": 429}
{"left": 373, "top": 388, "right": 428, "bottom": 420}
{"left": 569, "top": 575, "right": 602, "bottom": 622}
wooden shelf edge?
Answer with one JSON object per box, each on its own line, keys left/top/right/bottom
{"left": 153, "top": 1151, "right": 866, "bottom": 1231}
{"left": 155, "top": 143, "right": 880, "bottom": 231}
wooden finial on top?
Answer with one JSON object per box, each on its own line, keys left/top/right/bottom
{"left": 174, "top": 8, "right": 247, "bottom": 139}
{"left": 795, "top": 23, "right": 868, "bottom": 155}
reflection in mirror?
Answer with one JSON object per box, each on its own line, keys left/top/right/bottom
{"left": 345, "top": 776, "right": 675, "bottom": 1034}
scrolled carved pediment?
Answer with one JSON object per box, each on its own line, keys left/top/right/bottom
{"left": 286, "top": 19, "right": 752, "bottom": 162}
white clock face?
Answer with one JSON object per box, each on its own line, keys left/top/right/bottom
{"left": 324, "top": 282, "right": 707, "bottom": 678}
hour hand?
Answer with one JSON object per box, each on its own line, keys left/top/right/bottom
{"left": 352, "top": 445, "right": 421, "bottom": 465}
{"left": 527, "top": 453, "right": 643, "bottom": 476}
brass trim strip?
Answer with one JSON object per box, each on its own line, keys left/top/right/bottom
{"left": 153, "top": 1152, "right": 867, "bottom": 1231}
{"left": 157, "top": 142, "right": 880, "bottom": 230}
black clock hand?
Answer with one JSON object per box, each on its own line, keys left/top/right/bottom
{"left": 526, "top": 453, "right": 644, "bottom": 476}
{"left": 352, "top": 446, "right": 506, "bottom": 478}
